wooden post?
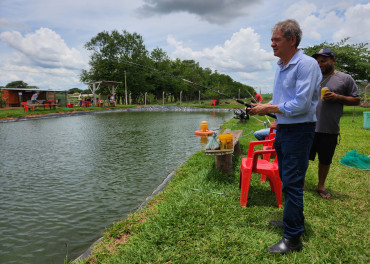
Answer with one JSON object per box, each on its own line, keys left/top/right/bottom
{"left": 163, "top": 91, "right": 165, "bottom": 105}
{"left": 215, "top": 154, "right": 233, "bottom": 173}
{"left": 199, "top": 90, "right": 200, "bottom": 104}
{"left": 124, "top": 71, "right": 128, "bottom": 105}
{"left": 180, "top": 91, "right": 182, "bottom": 105}
{"left": 145, "top": 92, "right": 147, "bottom": 105}
{"left": 92, "top": 83, "right": 96, "bottom": 106}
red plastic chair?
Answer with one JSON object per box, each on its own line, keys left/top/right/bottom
{"left": 97, "top": 100, "right": 104, "bottom": 107}
{"left": 21, "top": 102, "right": 34, "bottom": 112}
{"left": 210, "top": 100, "right": 216, "bottom": 106}
{"left": 260, "top": 131, "right": 276, "bottom": 182}
{"left": 44, "top": 100, "right": 51, "bottom": 108}
{"left": 239, "top": 139, "right": 282, "bottom": 208}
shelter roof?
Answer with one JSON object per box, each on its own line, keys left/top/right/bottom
{"left": 1, "top": 88, "right": 66, "bottom": 92}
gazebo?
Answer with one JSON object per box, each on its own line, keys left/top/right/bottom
{"left": 87, "top": 81, "right": 122, "bottom": 106}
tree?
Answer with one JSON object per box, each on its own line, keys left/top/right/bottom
{"left": 302, "top": 39, "right": 369, "bottom": 83}
{"left": 81, "top": 30, "right": 149, "bottom": 103}
{"left": 81, "top": 29, "right": 258, "bottom": 104}
{"left": 150, "top": 48, "right": 173, "bottom": 101}
{"left": 68, "top": 88, "right": 83, "bottom": 94}
{"left": 5, "top": 81, "right": 29, "bottom": 88}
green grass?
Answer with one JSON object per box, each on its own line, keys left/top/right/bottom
{"left": 73, "top": 106, "right": 369, "bottom": 264}
{"left": 29, "top": 105, "right": 358, "bottom": 263}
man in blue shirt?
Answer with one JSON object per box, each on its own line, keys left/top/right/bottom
{"left": 248, "top": 19, "right": 322, "bottom": 254}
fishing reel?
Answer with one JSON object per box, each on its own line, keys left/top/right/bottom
{"left": 233, "top": 109, "right": 249, "bottom": 121}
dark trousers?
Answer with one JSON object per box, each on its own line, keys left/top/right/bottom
{"left": 274, "top": 122, "right": 315, "bottom": 238}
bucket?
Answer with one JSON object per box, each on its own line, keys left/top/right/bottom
{"left": 364, "top": 112, "right": 370, "bottom": 129}
{"left": 219, "top": 134, "right": 233, "bottom": 150}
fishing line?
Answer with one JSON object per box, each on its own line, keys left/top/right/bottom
{"left": 265, "top": 115, "right": 271, "bottom": 124}
{"left": 250, "top": 115, "right": 266, "bottom": 124}
{"left": 191, "top": 189, "right": 237, "bottom": 197}
{"left": 122, "top": 60, "right": 276, "bottom": 119}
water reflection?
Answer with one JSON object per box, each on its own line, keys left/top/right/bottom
{"left": 0, "top": 110, "right": 232, "bottom": 264}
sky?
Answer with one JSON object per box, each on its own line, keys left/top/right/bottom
{"left": 0, "top": 0, "right": 369, "bottom": 93}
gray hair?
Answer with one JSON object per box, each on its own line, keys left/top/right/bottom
{"left": 272, "top": 19, "right": 302, "bottom": 48}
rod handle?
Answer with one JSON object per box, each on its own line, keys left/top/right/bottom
{"left": 236, "top": 99, "right": 277, "bottom": 119}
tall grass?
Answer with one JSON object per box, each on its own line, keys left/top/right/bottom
{"left": 71, "top": 106, "right": 368, "bottom": 263}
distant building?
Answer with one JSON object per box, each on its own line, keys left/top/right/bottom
{"left": 1, "top": 88, "right": 66, "bottom": 107}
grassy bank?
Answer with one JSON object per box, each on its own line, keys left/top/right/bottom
{"left": 73, "top": 106, "right": 369, "bottom": 264}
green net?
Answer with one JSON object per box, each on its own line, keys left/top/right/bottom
{"left": 339, "top": 149, "right": 370, "bottom": 171}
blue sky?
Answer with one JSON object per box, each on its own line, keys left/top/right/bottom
{"left": 0, "top": 0, "right": 369, "bottom": 93}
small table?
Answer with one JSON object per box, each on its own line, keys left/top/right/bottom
{"left": 205, "top": 130, "right": 243, "bottom": 173}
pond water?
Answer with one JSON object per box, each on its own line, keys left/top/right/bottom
{"left": 0, "top": 109, "right": 233, "bottom": 264}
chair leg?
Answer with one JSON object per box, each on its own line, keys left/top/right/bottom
{"left": 268, "top": 174, "right": 282, "bottom": 208}
{"left": 240, "top": 160, "right": 253, "bottom": 207}
{"left": 260, "top": 174, "right": 267, "bottom": 182}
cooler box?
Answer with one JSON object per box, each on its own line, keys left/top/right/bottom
{"left": 364, "top": 111, "right": 370, "bottom": 129}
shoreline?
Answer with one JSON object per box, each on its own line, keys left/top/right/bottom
{"left": 0, "top": 106, "right": 234, "bottom": 123}
{"left": 73, "top": 163, "right": 183, "bottom": 263}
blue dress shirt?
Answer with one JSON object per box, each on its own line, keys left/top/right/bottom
{"left": 270, "top": 50, "right": 322, "bottom": 124}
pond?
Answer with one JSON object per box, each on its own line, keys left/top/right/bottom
{"left": 0, "top": 108, "right": 233, "bottom": 264}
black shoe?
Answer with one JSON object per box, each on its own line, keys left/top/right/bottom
{"left": 269, "top": 220, "right": 283, "bottom": 228}
{"left": 267, "top": 237, "right": 303, "bottom": 254}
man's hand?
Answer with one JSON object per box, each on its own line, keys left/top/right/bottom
{"left": 323, "top": 92, "right": 361, "bottom": 106}
{"left": 322, "top": 91, "right": 337, "bottom": 102}
{"left": 247, "top": 103, "right": 280, "bottom": 116}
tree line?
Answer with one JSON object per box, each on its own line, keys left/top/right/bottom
{"left": 79, "top": 30, "right": 256, "bottom": 104}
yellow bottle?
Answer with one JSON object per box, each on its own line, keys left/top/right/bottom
{"left": 321, "top": 87, "right": 329, "bottom": 99}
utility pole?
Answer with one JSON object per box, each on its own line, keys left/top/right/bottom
{"left": 124, "top": 71, "right": 128, "bottom": 105}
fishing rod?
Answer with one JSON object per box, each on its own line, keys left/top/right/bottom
{"left": 122, "top": 60, "right": 276, "bottom": 119}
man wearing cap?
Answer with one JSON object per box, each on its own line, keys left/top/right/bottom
{"left": 248, "top": 19, "right": 321, "bottom": 254}
{"left": 310, "top": 48, "right": 360, "bottom": 199}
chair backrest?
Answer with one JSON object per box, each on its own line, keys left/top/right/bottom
{"left": 247, "top": 138, "right": 275, "bottom": 158}
{"left": 268, "top": 125, "right": 276, "bottom": 134}
{"left": 267, "top": 133, "right": 276, "bottom": 140}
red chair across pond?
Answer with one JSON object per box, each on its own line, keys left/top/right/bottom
{"left": 21, "top": 102, "right": 34, "bottom": 112}
{"left": 44, "top": 100, "right": 51, "bottom": 108}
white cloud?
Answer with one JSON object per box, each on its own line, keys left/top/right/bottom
{"left": 0, "top": 28, "right": 86, "bottom": 70}
{"left": 169, "top": 27, "right": 274, "bottom": 76}
{"left": 333, "top": 3, "right": 370, "bottom": 42}
{"left": 283, "top": 1, "right": 370, "bottom": 44}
